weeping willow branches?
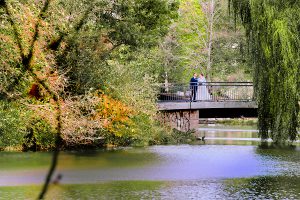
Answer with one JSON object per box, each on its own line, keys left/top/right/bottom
{"left": 229, "top": 0, "right": 300, "bottom": 143}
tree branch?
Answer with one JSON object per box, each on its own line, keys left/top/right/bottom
{"left": 48, "top": 1, "right": 95, "bottom": 51}
{"left": 4, "top": 1, "right": 62, "bottom": 199}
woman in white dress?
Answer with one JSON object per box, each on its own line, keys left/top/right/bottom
{"left": 197, "top": 73, "right": 211, "bottom": 100}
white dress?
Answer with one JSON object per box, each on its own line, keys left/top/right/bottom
{"left": 197, "top": 77, "right": 211, "bottom": 100}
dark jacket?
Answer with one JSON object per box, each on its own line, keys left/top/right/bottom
{"left": 190, "top": 77, "right": 198, "bottom": 89}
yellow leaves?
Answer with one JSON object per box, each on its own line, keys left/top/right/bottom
{"left": 94, "top": 93, "right": 135, "bottom": 137}
{"left": 0, "top": 34, "right": 13, "bottom": 43}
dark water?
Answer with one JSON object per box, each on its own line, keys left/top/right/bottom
{"left": 0, "top": 125, "right": 299, "bottom": 199}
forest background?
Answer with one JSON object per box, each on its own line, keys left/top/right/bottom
{"left": 0, "top": 0, "right": 272, "bottom": 151}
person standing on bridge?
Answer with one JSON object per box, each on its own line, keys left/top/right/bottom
{"left": 190, "top": 73, "right": 198, "bottom": 101}
{"left": 197, "top": 73, "right": 211, "bottom": 100}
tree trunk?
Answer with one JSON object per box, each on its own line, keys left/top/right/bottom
{"left": 206, "top": 0, "right": 215, "bottom": 81}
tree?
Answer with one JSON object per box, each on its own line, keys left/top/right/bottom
{"left": 175, "top": 0, "right": 223, "bottom": 80}
{"left": 200, "top": 0, "right": 220, "bottom": 80}
{"left": 1, "top": 0, "right": 178, "bottom": 198}
{"left": 163, "top": 0, "right": 250, "bottom": 82}
{"left": 176, "top": 0, "right": 207, "bottom": 76}
{"left": 210, "top": 0, "right": 251, "bottom": 82}
{"left": 229, "top": 0, "right": 300, "bottom": 143}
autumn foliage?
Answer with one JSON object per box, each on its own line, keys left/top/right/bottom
{"left": 95, "top": 94, "right": 134, "bottom": 137}
{"left": 0, "top": 0, "right": 178, "bottom": 150}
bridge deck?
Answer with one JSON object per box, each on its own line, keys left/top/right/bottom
{"left": 157, "top": 82, "right": 257, "bottom": 130}
{"left": 158, "top": 101, "right": 257, "bottom": 111}
{"left": 157, "top": 82, "right": 257, "bottom": 111}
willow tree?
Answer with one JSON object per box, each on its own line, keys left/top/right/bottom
{"left": 229, "top": 0, "right": 299, "bottom": 143}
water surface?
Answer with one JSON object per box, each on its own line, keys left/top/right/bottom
{"left": 0, "top": 125, "right": 299, "bottom": 199}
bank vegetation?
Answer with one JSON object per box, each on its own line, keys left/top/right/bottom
{"left": 0, "top": 0, "right": 298, "bottom": 151}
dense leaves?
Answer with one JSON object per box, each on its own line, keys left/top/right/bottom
{"left": 229, "top": 0, "right": 300, "bottom": 143}
{"left": 100, "top": 0, "right": 178, "bottom": 47}
{"left": 163, "top": 0, "right": 251, "bottom": 82}
{"left": 0, "top": 0, "right": 178, "bottom": 150}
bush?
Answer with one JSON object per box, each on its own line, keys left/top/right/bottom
{"left": 0, "top": 101, "right": 28, "bottom": 149}
{"left": 0, "top": 101, "right": 57, "bottom": 151}
{"left": 22, "top": 118, "right": 57, "bottom": 151}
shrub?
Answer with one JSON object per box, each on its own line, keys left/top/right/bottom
{"left": 22, "top": 118, "right": 56, "bottom": 151}
{"left": 0, "top": 101, "right": 28, "bottom": 149}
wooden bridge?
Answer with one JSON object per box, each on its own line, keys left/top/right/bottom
{"left": 157, "top": 82, "right": 257, "bottom": 131}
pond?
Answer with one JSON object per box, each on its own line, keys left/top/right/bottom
{"left": 0, "top": 125, "right": 299, "bottom": 199}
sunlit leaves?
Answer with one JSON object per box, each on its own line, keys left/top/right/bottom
{"left": 229, "top": 0, "right": 300, "bottom": 143}
{"left": 1, "top": 0, "right": 178, "bottom": 149}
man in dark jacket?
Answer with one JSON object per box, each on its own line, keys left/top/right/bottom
{"left": 190, "top": 73, "right": 198, "bottom": 101}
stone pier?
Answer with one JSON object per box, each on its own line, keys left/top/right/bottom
{"left": 158, "top": 110, "right": 199, "bottom": 132}
{"left": 157, "top": 100, "right": 257, "bottom": 132}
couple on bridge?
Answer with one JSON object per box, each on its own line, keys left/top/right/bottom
{"left": 190, "top": 73, "right": 211, "bottom": 101}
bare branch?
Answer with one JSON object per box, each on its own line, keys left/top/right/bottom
{"left": 4, "top": 0, "right": 62, "bottom": 199}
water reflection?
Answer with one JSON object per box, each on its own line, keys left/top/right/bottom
{"left": 255, "top": 145, "right": 300, "bottom": 177}
{"left": 195, "top": 124, "right": 299, "bottom": 146}
{"left": 57, "top": 148, "right": 160, "bottom": 170}
{"left": 224, "top": 176, "right": 300, "bottom": 200}
{"left": 1, "top": 177, "right": 299, "bottom": 200}
{"left": 0, "top": 125, "right": 300, "bottom": 199}
{"left": 0, "top": 152, "right": 52, "bottom": 170}
{"left": 46, "top": 181, "right": 164, "bottom": 200}
{"left": 1, "top": 145, "right": 299, "bottom": 185}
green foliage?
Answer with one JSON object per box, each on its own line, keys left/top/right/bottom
{"left": 211, "top": 0, "right": 252, "bottom": 81}
{"left": 211, "top": 35, "right": 251, "bottom": 81}
{"left": 0, "top": 101, "right": 56, "bottom": 150}
{"left": 102, "top": 111, "right": 196, "bottom": 146}
{"left": 148, "top": 127, "right": 195, "bottom": 145}
{"left": 23, "top": 118, "right": 56, "bottom": 151}
{"left": 0, "top": 101, "right": 27, "bottom": 149}
{"left": 1, "top": 0, "right": 180, "bottom": 150}
{"left": 160, "top": 0, "right": 252, "bottom": 83}
{"left": 100, "top": 113, "right": 158, "bottom": 146}
{"left": 216, "top": 118, "right": 257, "bottom": 126}
{"left": 99, "top": 0, "right": 179, "bottom": 48}
{"left": 229, "top": 0, "right": 300, "bottom": 143}
{"left": 169, "top": 128, "right": 195, "bottom": 143}
{"left": 51, "top": 0, "right": 180, "bottom": 148}
{"left": 175, "top": 0, "right": 207, "bottom": 80}
{"left": 0, "top": 0, "right": 258, "bottom": 151}
{"left": 55, "top": 0, "right": 179, "bottom": 93}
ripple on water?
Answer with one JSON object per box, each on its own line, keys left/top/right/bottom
{"left": 0, "top": 144, "right": 300, "bottom": 199}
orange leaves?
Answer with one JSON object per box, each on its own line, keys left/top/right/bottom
{"left": 94, "top": 94, "right": 134, "bottom": 137}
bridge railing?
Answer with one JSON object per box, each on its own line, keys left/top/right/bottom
{"left": 158, "top": 82, "right": 254, "bottom": 102}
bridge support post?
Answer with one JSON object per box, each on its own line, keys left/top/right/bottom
{"left": 158, "top": 110, "right": 199, "bottom": 132}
